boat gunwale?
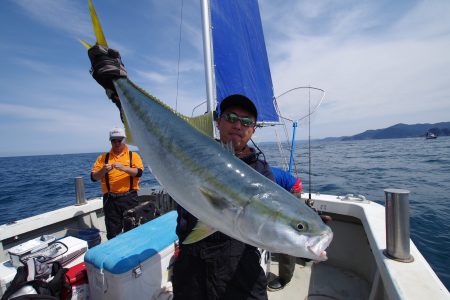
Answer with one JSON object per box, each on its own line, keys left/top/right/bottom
{"left": 0, "top": 198, "right": 103, "bottom": 241}
{"left": 307, "top": 193, "right": 449, "bottom": 299}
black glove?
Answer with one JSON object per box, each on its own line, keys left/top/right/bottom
{"left": 88, "top": 45, "right": 127, "bottom": 121}
{"left": 88, "top": 45, "right": 127, "bottom": 99}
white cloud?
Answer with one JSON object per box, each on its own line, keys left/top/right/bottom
{"left": 135, "top": 70, "right": 170, "bottom": 84}
{"left": 15, "top": 58, "right": 56, "bottom": 75}
{"left": 14, "top": 0, "right": 91, "bottom": 39}
{"left": 0, "top": 103, "right": 95, "bottom": 126}
{"left": 261, "top": 0, "right": 450, "bottom": 138}
{"left": 390, "top": 0, "right": 450, "bottom": 39}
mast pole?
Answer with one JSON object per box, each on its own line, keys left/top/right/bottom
{"left": 200, "top": 0, "right": 216, "bottom": 116}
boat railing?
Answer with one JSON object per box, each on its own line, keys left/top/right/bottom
{"left": 383, "top": 189, "right": 414, "bottom": 263}
{"left": 75, "top": 176, "right": 87, "bottom": 206}
{"left": 0, "top": 179, "right": 177, "bottom": 262}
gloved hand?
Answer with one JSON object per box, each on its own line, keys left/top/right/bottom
{"left": 88, "top": 45, "right": 127, "bottom": 100}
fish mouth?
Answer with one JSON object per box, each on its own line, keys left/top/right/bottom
{"left": 306, "top": 231, "right": 333, "bottom": 261}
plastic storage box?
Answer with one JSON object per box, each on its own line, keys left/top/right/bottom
{"left": 85, "top": 211, "right": 178, "bottom": 300}
{"left": 8, "top": 235, "right": 55, "bottom": 267}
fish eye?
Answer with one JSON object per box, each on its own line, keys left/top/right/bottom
{"left": 293, "top": 222, "right": 307, "bottom": 232}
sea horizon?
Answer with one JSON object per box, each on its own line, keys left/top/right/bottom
{"left": 2, "top": 135, "right": 448, "bottom": 158}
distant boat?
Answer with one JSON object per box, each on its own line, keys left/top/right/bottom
{"left": 426, "top": 132, "right": 438, "bottom": 139}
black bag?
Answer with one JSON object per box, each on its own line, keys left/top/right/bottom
{"left": 123, "top": 201, "right": 161, "bottom": 232}
{"left": 1, "top": 261, "right": 71, "bottom": 300}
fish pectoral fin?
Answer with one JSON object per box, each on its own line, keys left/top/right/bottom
{"left": 183, "top": 221, "right": 217, "bottom": 244}
{"left": 199, "top": 186, "right": 229, "bottom": 210}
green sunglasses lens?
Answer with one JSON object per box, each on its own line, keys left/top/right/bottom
{"left": 224, "top": 113, "right": 255, "bottom": 127}
{"left": 240, "top": 117, "right": 254, "bottom": 127}
{"left": 227, "top": 113, "right": 239, "bottom": 123}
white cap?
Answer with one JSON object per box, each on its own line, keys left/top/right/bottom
{"left": 109, "top": 127, "right": 126, "bottom": 140}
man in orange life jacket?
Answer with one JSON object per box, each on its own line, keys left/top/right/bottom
{"left": 91, "top": 127, "right": 144, "bottom": 239}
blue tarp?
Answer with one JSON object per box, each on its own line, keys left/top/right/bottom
{"left": 211, "top": 0, "right": 279, "bottom": 123}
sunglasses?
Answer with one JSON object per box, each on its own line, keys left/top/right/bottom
{"left": 221, "top": 113, "right": 256, "bottom": 127}
{"left": 111, "top": 138, "right": 123, "bottom": 143}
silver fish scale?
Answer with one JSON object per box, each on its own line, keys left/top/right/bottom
{"left": 115, "top": 78, "right": 332, "bottom": 259}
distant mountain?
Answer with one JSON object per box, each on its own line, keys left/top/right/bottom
{"left": 337, "top": 122, "right": 450, "bottom": 141}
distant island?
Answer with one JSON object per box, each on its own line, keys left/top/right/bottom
{"left": 325, "top": 122, "right": 450, "bottom": 141}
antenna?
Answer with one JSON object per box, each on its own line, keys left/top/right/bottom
{"left": 175, "top": 0, "right": 185, "bottom": 112}
{"left": 308, "top": 86, "right": 312, "bottom": 200}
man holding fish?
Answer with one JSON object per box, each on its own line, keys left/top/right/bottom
{"left": 88, "top": 44, "right": 332, "bottom": 300}
{"left": 172, "top": 93, "right": 274, "bottom": 299}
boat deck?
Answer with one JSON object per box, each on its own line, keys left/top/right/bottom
{"left": 267, "top": 255, "right": 370, "bottom": 300}
{"left": 1, "top": 192, "right": 448, "bottom": 299}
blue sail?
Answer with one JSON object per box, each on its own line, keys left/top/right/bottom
{"left": 211, "top": 0, "right": 279, "bottom": 123}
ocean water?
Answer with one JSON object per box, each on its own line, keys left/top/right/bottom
{"left": 0, "top": 137, "right": 449, "bottom": 289}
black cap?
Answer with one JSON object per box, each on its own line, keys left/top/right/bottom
{"left": 219, "top": 94, "right": 258, "bottom": 120}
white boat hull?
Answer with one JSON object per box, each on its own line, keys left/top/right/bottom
{"left": 0, "top": 191, "right": 448, "bottom": 299}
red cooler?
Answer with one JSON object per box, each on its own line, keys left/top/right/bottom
{"left": 62, "top": 262, "right": 89, "bottom": 300}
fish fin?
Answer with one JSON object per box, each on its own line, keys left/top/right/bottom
{"left": 88, "top": 0, "right": 108, "bottom": 47}
{"left": 184, "top": 113, "right": 215, "bottom": 138}
{"left": 121, "top": 113, "right": 136, "bottom": 146}
{"left": 79, "top": 39, "right": 92, "bottom": 49}
{"left": 199, "top": 186, "right": 230, "bottom": 210}
{"left": 183, "top": 221, "right": 217, "bottom": 244}
{"left": 120, "top": 80, "right": 215, "bottom": 138}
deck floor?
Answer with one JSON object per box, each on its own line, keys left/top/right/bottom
{"left": 267, "top": 257, "right": 370, "bottom": 300}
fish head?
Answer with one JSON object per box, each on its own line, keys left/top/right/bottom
{"left": 280, "top": 216, "right": 333, "bottom": 261}
{"left": 238, "top": 192, "right": 333, "bottom": 261}
{"left": 271, "top": 209, "right": 332, "bottom": 261}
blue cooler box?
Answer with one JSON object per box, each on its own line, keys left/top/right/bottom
{"left": 85, "top": 211, "right": 178, "bottom": 300}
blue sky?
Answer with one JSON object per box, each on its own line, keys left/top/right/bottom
{"left": 1, "top": 0, "right": 449, "bottom": 157}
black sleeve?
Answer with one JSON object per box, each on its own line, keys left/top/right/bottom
{"left": 261, "top": 161, "right": 275, "bottom": 181}
{"left": 176, "top": 204, "right": 198, "bottom": 243}
{"left": 90, "top": 172, "right": 97, "bottom": 182}
{"left": 255, "top": 160, "right": 275, "bottom": 182}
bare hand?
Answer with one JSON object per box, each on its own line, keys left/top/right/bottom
{"left": 111, "top": 162, "right": 125, "bottom": 171}
{"left": 103, "top": 164, "right": 113, "bottom": 172}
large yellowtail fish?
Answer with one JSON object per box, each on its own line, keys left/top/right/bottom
{"left": 82, "top": 0, "right": 332, "bottom": 260}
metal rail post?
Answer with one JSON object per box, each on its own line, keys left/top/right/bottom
{"left": 75, "top": 177, "right": 87, "bottom": 206}
{"left": 383, "top": 188, "right": 414, "bottom": 262}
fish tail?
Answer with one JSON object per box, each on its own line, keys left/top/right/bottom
{"left": 88, "top": 0, "right": 108, "bottom": 47}
{"left": 79, "top": 39, "right": 92, "bottom": 49}
{"left": 82, "top": 1, "right": 215, "bottom": 142}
